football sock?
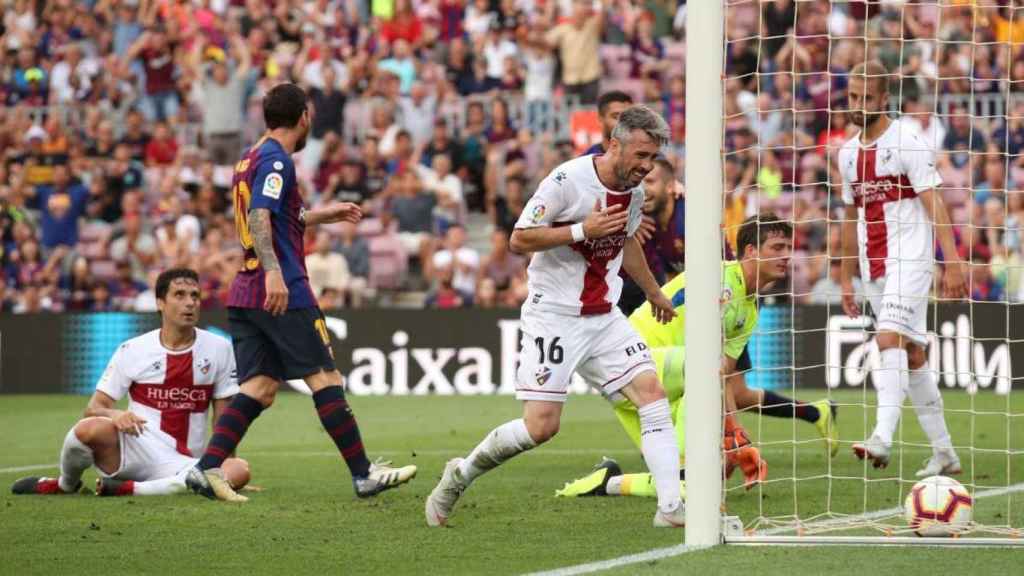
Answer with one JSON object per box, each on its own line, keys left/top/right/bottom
{"left": 606, "top": 474, "right": 686, "bottom": 498}
{"left": 58, "top": 427, "right": 94, "bottom": 493}
{"left": 313, "top": 385, "right": 371, "bottom": 478}
{"left": 907, "top": 365, "right": 954, "bottom": 452}
{"left": 759, "top": 390, "right": 820, "bottom": 423}
{"left": 873, "top": 348, "right": 908, "bottom": 446}
{"left": 133, "top": 476, "right": 186, "bottom": 496}
{"left": 458, "top": 419, "right": 537, "bottom": 484}
{"left": 198, "top": 393, "right": 263, "bottom": 471}
{"left": 638, "top": 398, "right": 682, "bottom": 513}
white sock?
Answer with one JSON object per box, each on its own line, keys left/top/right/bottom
{"left": 872, "top": 348, "right": 908, "bottom": 446}
{"left": 458, "top": 419, "right": 537, "bottom": 484}
{"left": 58, "top": 428, "right": 94, "bottom": 493}
{"left": 908, "top": 365, "right": 955, "bottom": 453}
{"left": 638, "top": 398, "right": 682, "bottom": 513}
{"left": 133, "top": 476, "right": 187, "bottom": 496}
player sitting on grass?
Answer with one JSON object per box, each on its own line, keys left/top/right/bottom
{"left": 11, "top": 268, "right": 252, "bottom": 497}
{"left": 557, "top": 213, "right": 837, "bottom": 498}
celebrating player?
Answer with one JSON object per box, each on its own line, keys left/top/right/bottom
{"left": 11, "top": 269, "right": 252, "bottom": 498}
{"left": 557, "top": 214, "right": 836, "bottom": 498}
{"left": 186, "top": 83, "right": 415, "bottom": 502}
{"left": 425, "top": 105, "right": 685, "bottom": 528}
{"left": 839, "top": 61, "right": 964, "bottom": 476}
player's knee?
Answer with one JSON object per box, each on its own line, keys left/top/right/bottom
{"left": 73, "top": 417, "right": 117, "bottom": 447}
{"left": 240, "top": 377, "right": 279, "bottom": 407}
{"left": 222, "top": 458, "right": 251, "bottom": 489}
{"left": 524, "top": 412, "right": 560, "bottom": 444}
{"left": 627, "top": 372, "right": 666, "bottom": 406}
{"left": 305, "top": 370, "right": 343, "bottom": 393}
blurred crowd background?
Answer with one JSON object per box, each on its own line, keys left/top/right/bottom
{"left": 1, "top": 0, "right": 1022, "bottom": 314}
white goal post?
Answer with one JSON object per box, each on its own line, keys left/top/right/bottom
{"left": 684, "top": 0, "right": 1023, "bottom": 548}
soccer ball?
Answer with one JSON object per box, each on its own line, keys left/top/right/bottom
{"left": 903, "top": 475, "right": 973, "bottom": 536}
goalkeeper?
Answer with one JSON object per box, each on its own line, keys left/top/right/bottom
{"left": 558, "top": 213, "right": 837, "bottom": 498}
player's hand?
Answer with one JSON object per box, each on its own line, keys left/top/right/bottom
{"left": 943, "top": 261, "right": 969, "bottom": 300}
{"left": 264, "top": 270, "right": 289, "bottom": 316}
{"left": 635, "top": 215, "right": 656, "bottom": 244}
{"left": 112, "top": 410, "right": 147, "bottom": 436}
{"left": 582, "top": 199, "right": 628, "bottom": 240}
{"left": 841, "top": 282, "right": 859, "bottom": 318}
{"left": 323, "top": 202, "right": 363, "bottom": 224}
{"left": 647, "top": 290, "right": 677, "bottom": 324}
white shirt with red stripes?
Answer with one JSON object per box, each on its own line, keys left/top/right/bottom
{"left": 515, "top": 154, "right": 645, "bottom": 316}
{"left": 838, "top": 117, "right": 943, "bottom": 281}
{"left": 95, "top": 328, "right": 239, "bottom": 457}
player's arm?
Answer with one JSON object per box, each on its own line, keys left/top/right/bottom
{"left": 302, "top": 203, "right": 363, "bottom": 226}
{"left": 249, "top": 208, "right": 287, "bottom": 315}
{"left": 622, "top": 237, "right": 675, "bottom": 324}
{"left": 510, "top": 201, "right": 628, "bottom": 253}
{"left": 839, "top": 205, "right": 860, "bottom": 317}
{"left": 83, "top": 390, "right": 146, "bottom": 436}
{"left": 918, "top": 188, "right": 967, "bottom": 299}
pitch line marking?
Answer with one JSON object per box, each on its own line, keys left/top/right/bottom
{"left": 522, "top": 482, "right": 1024, "bottom": 576}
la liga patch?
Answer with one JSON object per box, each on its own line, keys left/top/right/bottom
{"left": 530, "top": 203, "right": 546, "bottom": 224}
{"left": 263, "top": 172, "right": 284, "bottom": 199}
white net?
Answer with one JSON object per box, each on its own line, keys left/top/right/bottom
{"left": 720, "top": 0, "right": 1023, "bottom": 540}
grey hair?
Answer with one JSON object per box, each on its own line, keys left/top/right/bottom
{"left": 610, "top": 105, "right": 670, "bottom": 147}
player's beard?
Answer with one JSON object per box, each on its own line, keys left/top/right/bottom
{"left": 615, "top": 160, "right": 645, "bottom": 189}
{"left": 294, "top": 131, "right": 308, "bottom": 153}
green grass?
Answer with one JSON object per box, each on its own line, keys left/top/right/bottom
{"left": 1, "top": 390, "right": 1022, "bottom": 575}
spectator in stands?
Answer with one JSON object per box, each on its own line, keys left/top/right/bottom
{"left": 421, "top": 118, "right": 463, "bottom": 173}
{"left": 479, "top": 229, "right": 525, "bottom": 294}
{"left": 379, "top": 38, "right": 418, "bottom": 95}
{"left": 808, "top": 259, "right": 859, "bottom": 305}
{"left": 425, "top": 265, "right": 473, "bottom": 309}
{"left": 326, "top": 156, "right": 373, "bottom": 213}
{"left": 418, "top": 152, "right": 464, "bottom": 231}
{"left": 193, "top": 32, "right": 251, "bottom": 167}
{"left": 431, "top": 224, "right": 479, "bottom": 297}
{"left": 33, "top": 163, "right": 89, "bottom": 250}
{"left": 545, "top": 0, "right": 605, "bottom": 104}
{"left": 306, "top": 230, "right": 352, "bottom": 308}
{"left": 110, "top": 259, "right": 148, "bottom": 310}
{"left": 971, "top": 259, "right": 1004, "bottom": 302}
{"left": 144, "top": 121, "right": 179, "bottom": 167}
{"left": 400, "top": 82, "right": 437, "bottom": 149}
{"left": 585, "top": 90, "right": 634, "bottom": 155}
{"left": 124, "top": 27, "right": 180, "bottom": 123}
{"left": 119, "top": 110, "right": 151, "bottom": 161}
{"left": 109, "top": 212, "right": 156, "bottom": 283}
{"left": 523, "top": 30, "right": 555, "bottom": 133}
{"left": 49, "top": 43, "right": 99, "bottom": 105}
{"left": 337, "top": 221, "right": 370, "bottom": 308}
{"left": 387, "top": 169, "right": 437, "bottom": 279}
{"left": 61, "top": 255, "right": 94, "bottom": 311}
{"left": 475, "top": 276, "right": 499, "bottom": 308}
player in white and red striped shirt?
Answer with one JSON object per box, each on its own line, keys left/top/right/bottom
{"left": 11, "top": 269, "right": 251, "bottom": 497}
{"left": 838, "top": 61, "right": 967, "bottom": 477}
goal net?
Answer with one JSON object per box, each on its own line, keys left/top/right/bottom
{"left": 686, "top": 0, "right": 1024, "bottom": 544}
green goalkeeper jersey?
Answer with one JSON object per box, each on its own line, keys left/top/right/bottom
{"left": 628, "top": 261, "right": 757, "bottom": 360}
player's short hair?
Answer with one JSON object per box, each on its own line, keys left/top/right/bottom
{"left": 597, "top": 90, "right": 634, "bottom": 116}
{"left": 155, "top": 268, "right": 200, "bottom": 301}
{"left": 263, "top": 83, "right": 309, "bottom": 130}
{"left": 850, "top": 60, "right": 891, "bottom": 95}
{"left": 611, "top": 105, "right": 670, "bottom": 147}
{"left": 736, "top": 212, "right": 793, "bottom": 258}
{"left": 653, "top": 155, "right": 675, "bottom": 180}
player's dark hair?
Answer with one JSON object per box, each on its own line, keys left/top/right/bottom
{"left": 597, "top": 90, "right": 634, "bottom": 116}
{"left": 263, "top": 83, "right": 309, "bottom": 130}
{"left": 155, "top": 268, "right": 200, "bottom": 301}
{"left": 736, "top": 212, "right": 792, "bottom": 259}
{"left": 653, "top": 155, "right": 675, "bottom": 180}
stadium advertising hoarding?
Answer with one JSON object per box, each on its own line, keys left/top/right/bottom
{"left": 0, "top": 305, "right": 1018, "bottom": 394}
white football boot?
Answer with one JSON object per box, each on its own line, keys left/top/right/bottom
{"left": 852, "top": 435, "right": 891, "bottom": 469}
{"left": 653, "top": 501, "right": 686, "bottom": 528}
{"left": 915, "top": 448, "right": 962, "bottom": 478}
{"left": 425, "top": 458, "right": 468, "bottom": 527}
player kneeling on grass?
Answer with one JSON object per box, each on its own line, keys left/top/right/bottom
{"left": 12, "top": 268, "right": 252, "bottom": 497}
{"left": 557, "top": 213, "right": 837, "bottom": 498}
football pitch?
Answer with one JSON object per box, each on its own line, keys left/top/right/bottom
{"left": 2, "top": 390, "right": 1021, "bottom": 575}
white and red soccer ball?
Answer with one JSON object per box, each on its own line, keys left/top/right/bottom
{"left": 904, "top": 476, "right": 973, "bottom": 536}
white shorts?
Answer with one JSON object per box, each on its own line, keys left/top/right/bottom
{"left": 515, "top": 308, "right": 656, "bottom": 402}
{"left": 99, "top": 430, "right": 197, "bottom": 482}
{"left": 863, "top": 266, "right": 933, "bottom": 347}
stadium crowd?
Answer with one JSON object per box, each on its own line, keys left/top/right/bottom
{"left": 1, "top": 0, "right": 1022, "bottom": 314}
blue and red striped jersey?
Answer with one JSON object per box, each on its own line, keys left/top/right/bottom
{"left": 227, "top": 137, "right": 317, "bottom": 310}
